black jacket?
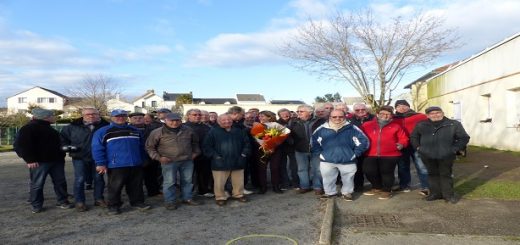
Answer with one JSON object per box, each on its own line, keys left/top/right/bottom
{"left": 203, "top": 126, "right": 251, "bottom": 171}
{"left": 289, "top": 117, "right": 326, "bottom": 153}
{"left": 60, "top": 118, "right": 109, "bottom": 161}
{"left": 410, "top": 117, "right": 470, "bottom": 160}
{"left": 17, "top": 119, "right": 65, "bottom": 163}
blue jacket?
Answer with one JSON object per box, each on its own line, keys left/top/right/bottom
{"left": 311, "top": 122, "right": 369, "bottom": 164}
{"left": 92, "top": 123, "right": 145, "bottom": 168}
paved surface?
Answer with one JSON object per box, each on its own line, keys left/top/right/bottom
{"left": 0, "top": 152, "right": 322, "bottom": 245}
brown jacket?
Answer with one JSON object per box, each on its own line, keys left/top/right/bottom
{"left": 146, "top": 125, "right": 200, "bottom": 162}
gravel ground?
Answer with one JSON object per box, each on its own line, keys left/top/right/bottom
{"left": 0, "top": 152, "right": 322, "bottom": 245}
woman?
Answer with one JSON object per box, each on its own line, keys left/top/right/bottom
{"left": 253, "top": 110, "right": 290, "bottom": 194}
{"left": 361, "top": 106, "right": 408, "bottom": 200}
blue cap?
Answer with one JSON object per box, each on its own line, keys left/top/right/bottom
{"left": 157, "top": 108, "right": 171, "bottom": 113}
{"left": 110, "top": 109, "right": 128, "bottom": 117}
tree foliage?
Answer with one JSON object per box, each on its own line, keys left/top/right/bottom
{"left": 174, "top": 94, "right": 193, "bottom": 112}
{"left": 315, "top": 92, "right": 342, "bottom": 103}
{"left": 281, "top": 9, "right": 459, "bottom": 109}
{"left": 67, "top": 74, "right": 121, "bottom": 116}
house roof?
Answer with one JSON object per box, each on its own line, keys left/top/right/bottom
{"left": 236, "top": 94, "right": 265, "bottom": 102}
{"left": 163, "top": 92, "right": 191, "bottom": 101}
{"left": 270, "top": 100, "right": 305, "bottom": 104}
{"left": 133, "top": 89, "right": 156, "bottom": 102}
{"left": 9, "top": 86, "right": 68, "bottom": 99}
{"left": 193, "top": 98, "right": 237, "bottom": 104}
{"left": 403, "top": 62, "right": 460, "bottom": 89}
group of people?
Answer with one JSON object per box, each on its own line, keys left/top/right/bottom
{"left": 15, "top": 99, "right": 470, "bottom": 215}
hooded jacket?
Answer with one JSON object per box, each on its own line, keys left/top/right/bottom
{"left": 410, "top": 117, "right": 470, "bottom": 160}
{"left": 311, "top": 122, "right": 369, "bottom": 164}
{"left": 60, "top": 117, "right": 109, "bottom": 161}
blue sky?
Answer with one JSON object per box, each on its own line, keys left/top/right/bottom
{"left": 1, "top": 0, "right": 520, "bottom": 107}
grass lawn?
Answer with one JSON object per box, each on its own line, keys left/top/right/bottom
{"left": 0, "top": 145, "right": 13, "bottom": 152}
{"left": 455, "top": 145, "right": 520, "bottom": 200}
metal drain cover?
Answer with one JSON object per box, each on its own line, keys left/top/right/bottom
{"left": 346, "top": 214, "right": 401, "bottom": 228}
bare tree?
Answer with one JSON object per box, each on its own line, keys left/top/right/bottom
{"left": 281, "top": 10, "right": 459, "bottom": 109}
{"left": 67, "top": 74, "right": 121, "bottom": 116}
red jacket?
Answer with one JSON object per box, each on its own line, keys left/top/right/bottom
{"left": 393, "top": 112, "right": 427, "bottom": 135}
{"left": 361, "top": 120, "right": 409, "bottom": 157}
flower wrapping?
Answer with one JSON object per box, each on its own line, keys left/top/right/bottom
{"left": 250, "top": 122, "right": 290, "bottom": 158}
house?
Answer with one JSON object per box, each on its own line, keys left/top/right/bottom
{"left": 132, "top": 90, "right": 166, "bottom": 112}
{"left": 6, "top": 86, "right": 68, "bottom": 115}
{"left": 405, "top": 32, "right": 520, "bottom": 151}
{"left": 107, "top": 94, "right": 135, "bottom": 113}
{"left": 236, "top": 94, "right": 266, "bottom": 104}
{"left": 192, "top": 98, "right": 237, "bottom": 104}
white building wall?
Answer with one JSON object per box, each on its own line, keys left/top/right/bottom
{"left": 7, "top": 87, "right": 65, "bottom": 114}
{"left": 427, "top": 35, "right": 520, "bottom": 151}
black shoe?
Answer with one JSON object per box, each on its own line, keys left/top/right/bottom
{"left": 445, "top": 196, "right": 458, "bottom": 204}
{"left": 56, "top": 201, "right": 74, "bottom": 209}
{"left": 425, "top": 195, "right": 442, "bottom": 201}
{"left": 107, "top": 207, "right": 121, "bottom": 215}
{"left": 272, "top": 187, "right": 283, "bottom": 194}
{"left": 258, "top": 187, "right": 267, "bottom": 194}
{"left": 85, "top": 184, "right": 93, "bottom": 190}
{"left": 165, "top": 203, "right": 177, "bottom": 210}
{"left": 31, "top": 207, "right": 43, "bottom": 214}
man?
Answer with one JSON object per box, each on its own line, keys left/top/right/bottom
{"left": 129, "top": 112, "right": 162, "bottom": 197}
{"left": 243, "top": 111, "right": 259, "bottom": 191}
{"left": 203, "top": 114, "right": 251, "bottom": 206}
{"left": 290, "top": 105, "right": 326, "bottom": 195}
{"left": 311, "top": 109, "right": 369, "bottom": 201}
{"left": 393, "top": 100, "right": 429, "bottom": 194}
{"left": 146, "top": 113, "right": 201, "bottom": 210}
{"left": 315, "top": 105, "right": 330, "bottom": 120}
{"left": 200, "top": 110, "right": 210, "bottom": 125}
{"left": 61, "top": 107, "right": 109, "bottom": 212}
{"left": 277, "top": 108, "right": 299, "bottom": 189}
{"left": 349, "top": 103, "right": 375, "bottom": 192}
{"left": 208, "top": 112, "right": 218, "bottom": 127}
{"left": 156, "top": 108, "right": 171, "bottom": 123}
{"left": 17, "top": 108, "right": 72, "bottom": 213}
{"left": 410, "top": 106, "right": 470, "bottom": 204}
{"left": 183, "top": 109, "right": 214, "bottom": 198}
{"left": 228, "top": 106, "right": 246, "bottom": 130}
{"left": 92, "top": 109, "right": 150, "bottom": 215}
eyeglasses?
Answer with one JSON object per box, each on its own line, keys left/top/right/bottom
{"left": 378, "top": 113, "right": 392, "bottom": 116}
{"left": 190, "top": 114, "right": 201, "bottom": 116}
{"left": 296, "top": 110, "right": 308, "bottom": 113}
{"left": 354, "top": 109, "right": 366, "bottom": 112}
{"left": 330, "top": 116, "right": 344, "bottom": 119}
{"left": 324, "top": 107, "right": 334, "bottom": 110}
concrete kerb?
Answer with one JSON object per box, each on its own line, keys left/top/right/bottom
{"left": 318, "top": 198, "right": 335, "bottom": 245}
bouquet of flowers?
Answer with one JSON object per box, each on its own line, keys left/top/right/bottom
{"left": 250, "top": 122, "right": 290, "bottom": 163}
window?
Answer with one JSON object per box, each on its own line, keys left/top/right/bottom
{"left": 37, "top": 97, "right": 48, "bottom": 103}
{"left": 18, "top": 97, "right": 27, "bottom": 103}
{"left": 506, "top": 87, "right": 520, "bottom": 127}
{"left": 142, "top": 101, "right": 145, "bottom": 107}
{"left": 49, "top": 98, "right": 55, "bottom": 103}
{"left": 151, "top": 101, "right": 157, "bottom": 107}
{"left": 480, "top": 94, "right": 492, "bottom": 123}
{"left": 451, "top": 101, "right": 462, "bottom": 122}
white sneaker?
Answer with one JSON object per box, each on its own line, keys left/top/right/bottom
{"left": 203, "top": 193, "right": 215, "bottom": 198}
{"left": 243, "top": 189, "right": 254, "bottom": 195}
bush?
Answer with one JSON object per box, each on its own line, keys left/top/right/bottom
{"left": 0, "top": 113, "right": 30, "bottom": 127}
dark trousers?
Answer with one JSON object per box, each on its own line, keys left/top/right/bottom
{"left": 422, "top": 156, "right": 455, "bottom": 199}
{"left": 245, "top": 144, "right": 260, "bottom": 188}
{"left": 72, "top": 159, "right": 105, "bottom": 203}
{"left": 107, "top": 167, "right": 145, "bottom": 208}
{"left": 194, "top": 157, "right": 213, "bottom": 194}
{"left": 363, "top": 157, "right": 400, "bottom": 192}
{"left": 397, "top": 147, "right": 413, "bottom": 188}
{"left": 143, "top": 159, "right": 161, "bottom": 196}
{"left": 30, "top": 161, "right": 68, "bottom": 209}
{"left": 257, "top": 148, "right": 283, "bottom": 190}
{"left": 279, "top": 148, "right": 299, "bottom": 188}
{"left": 354, "top": 156, "right": 366, "bottom": 191}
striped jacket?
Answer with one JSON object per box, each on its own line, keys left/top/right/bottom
{"left": 92, "top": 123, "right": 145, "bottom": 168}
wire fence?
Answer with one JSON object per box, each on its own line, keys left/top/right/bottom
{"left": 0, "top": 124, "right": 67, "bottom": 145}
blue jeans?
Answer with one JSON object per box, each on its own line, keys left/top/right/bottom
{"left": 398, "top": 147, "right": 429, "bottom": 189}
{"left": 162, "top": 160, "right": 194, "bottom": 203}
{"left": 30, "top": 162, "right": 68, "bottom": 209}
{"left": 72, "top": 159, "right": 105, "bottom": 203}
{"left": 295, "top": 152, "right": 322, "bottom": 190}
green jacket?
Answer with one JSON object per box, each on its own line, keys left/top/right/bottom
{"left": 203, "top": 126, "right": 251, "bottom": 170}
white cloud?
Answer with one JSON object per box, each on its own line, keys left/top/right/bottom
{"left": 104, "top": 45, "right": 172, "bottom": 62}
{"left": 289, "top": 0, "right": 345, "bottom": 18}
{"left": 186, "top": 29, "right": 298, "bottom": 67}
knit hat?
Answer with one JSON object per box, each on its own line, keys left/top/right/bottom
{"left": 425, "top": 106, "right": 443, "bottom": 114}
{"left": 31, "top": 108, "right": 54, "bottom": 119}
{"left": 394, "top": 100, "right": 410, "bottom": 107}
